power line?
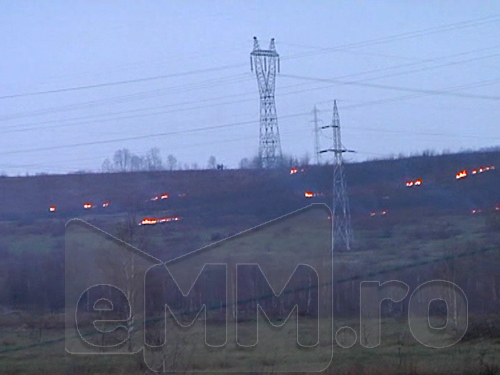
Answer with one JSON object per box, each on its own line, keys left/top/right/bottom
{"left": 0, "top": 64, "right": 247, "bottom": 100}
{"left": 4, "top": 41, "right": 499, "bottom": 128}
{"left": 4, "top": 47, "right": 500, "bottom": 131}
{"left": 3, "top": 40, "right": 499, "bottom": 127}
{"left": 0, "top": 111, "right": 312, "bottom": 157}
{"left": 0, "top": 74, "right": 252, "bottom": 122}
{"left": 280, "top": 14, "right": 500, "bottom": 62}
{"left": 282, "top": 74, "right": 500, "bottom": 101}
{"left": 3, "top": 112, "right": 500, "bottom": 173}
{"left": 2, "top": 14, "right": 498, "bottom": 101}
{"left": 2, "top": 73, "right": 500, "bottom": 160}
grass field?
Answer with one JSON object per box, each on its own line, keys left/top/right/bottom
{"left": 0, "top": 203, "right": 499, "bottom": 374}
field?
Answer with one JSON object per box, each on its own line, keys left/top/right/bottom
{"left": 0, "top": 152, "right": 500, "bottom": 373}
{"left": 1, "top": 210, "right": 499, "bottom": 373}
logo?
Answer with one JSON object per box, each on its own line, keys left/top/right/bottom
{"left": 65, "top": 204, "right": 468, "bottom": 372}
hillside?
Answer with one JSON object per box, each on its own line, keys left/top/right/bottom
{"left": 0, "top": 150, "right": 499, "bottom": 374}
{"left": 1, "top": 150, "right": 499, "bottom": 224}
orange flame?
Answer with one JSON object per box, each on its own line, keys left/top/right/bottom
{"left": 140, "top": 218, "right": 157, "bottom": 225}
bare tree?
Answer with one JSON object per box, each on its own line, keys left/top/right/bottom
{"left": 166, "top": 154, "right": 178, "bottom": 171}
{"left": 102, "top": 158, "right": 112, "bottom": 173}
{"left": 130, "top": 155, "right": 145, "bottom": 171}
{"left": 207, "top": 155, "right": 217, "bottom": 169}
{"left": 146, "top": 148, "right": 163, "bottom": 171}
{"left": 113, "top": 149, "right": 133, "bottom": 172}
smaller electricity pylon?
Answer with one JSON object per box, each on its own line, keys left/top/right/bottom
{"left": 320, "top": 100, "right": 354, "bottom": 251}
{"left": 312, "top": 105, "right": 322, "bottom": 165}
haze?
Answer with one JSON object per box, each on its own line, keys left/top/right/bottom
{"left": 1, "top": 1, "right": 500, "bottom": 175}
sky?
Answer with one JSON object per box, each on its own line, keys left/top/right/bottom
{"left": 1, "top": 1, "right": 500, "bottom": 175}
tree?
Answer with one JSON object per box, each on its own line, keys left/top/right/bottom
{"left": 102, "top": 158, "right": 112, "bottom": 173}
{"left": 113, "top": 149, "right": 133, "bottom": 172}
{"left": 130, "top": 155, "right": 145, "bottom": 171}
{"left": 207, "top": 155, "right": 217, "bottom": 169}
{"left": 166, "top": 154, "right": 178, "bottom": 171}
{"left": 146, "top": 148, "right": 163, "bottom": 171}
{"left": 239, "top": 157, "right": 250, "bottom": 169}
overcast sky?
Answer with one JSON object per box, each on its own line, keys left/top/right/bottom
{"left": 1, "top": 1, "right": 500, "bottom": 175}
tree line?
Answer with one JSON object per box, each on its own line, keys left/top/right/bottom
{"left": 101, "top": 148, "right": 314, "bottom": 173}
{"left": 101, "top": 148, "right": 220, "bottom": 172}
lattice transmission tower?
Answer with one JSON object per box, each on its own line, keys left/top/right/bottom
{"left": 320, "top": 100, "right": 354, "bottom": 251}
{"left": 312, "top": 105, "right": 321, "bottom": 165}
{"left": 250, "top": 37, "right": 282, "bottom": 168}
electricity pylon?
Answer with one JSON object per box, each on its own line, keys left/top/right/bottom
{"left": 312, "top": 105, "right": 321, "bottom": 164}
{"left": 320, "top": 100, "right": 354, "bottom": 251}
{"left": 250, "top": 37, "right": 282, "bottom": 168}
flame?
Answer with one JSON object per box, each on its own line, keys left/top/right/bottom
{"left": 49, "top": 206, "right": 56, "bottom": 212}
{"left": 458, "top": 165, "right": 495, "bottom": 179}
{"left": 290, "top": 168, "right": 298, "bottom": 175}
{"left": 159, "top": 216, "right": 181, "bottom": 223}
{"left": 140, "top": 218, "right": 157, "bottom": 225}
{"left": 140, "top": 216, "right": 180, "bottom": 225}
{"left": 83, "top": 203, "right": 92, "bottom": 209}
{"left": 102, "top": 202, "right": 110, "bottom": 208}
{"left": 161, "top": 194, "right": 169, "bottom": 200}
{"left": 151, "top": 195, "right": 159, "bottom": 201}
{"left": 304, "top": 191, "right": 314, "bottom": 198}
{"left": 407, "top": 179, "right": 422, "bottom": 187}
